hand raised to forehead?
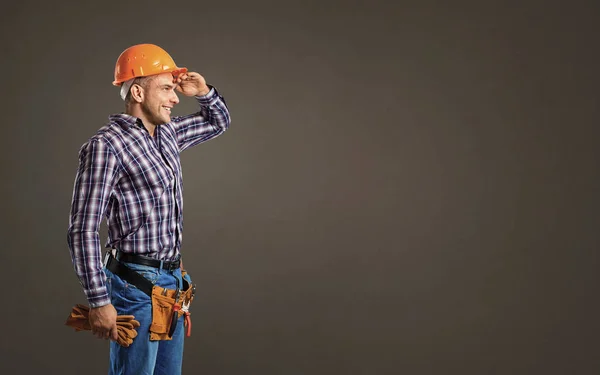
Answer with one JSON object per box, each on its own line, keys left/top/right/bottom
{"left": 174, "top": 72, "right": 210, "bottom": 97}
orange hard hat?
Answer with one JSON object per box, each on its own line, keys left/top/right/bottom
{"left": 112, "top": 44, "right": 187, "bottom": 86}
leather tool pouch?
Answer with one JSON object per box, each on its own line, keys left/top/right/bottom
{"left": 104, "top": 250, "right": 195, "bottom": 341}
{"left": 149, "top": 278, "right": 194, "bottom": 341}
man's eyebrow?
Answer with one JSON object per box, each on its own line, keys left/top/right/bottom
{"left": 161, "top": 83, "right": 175, "bottom": 89}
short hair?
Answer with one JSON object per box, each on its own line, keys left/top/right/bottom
{"left": 124, "top": 75, "right": 156, "bottom": 104}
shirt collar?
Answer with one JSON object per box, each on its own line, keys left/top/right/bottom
{"left": 109, "top": 113, "right": 145, "bottom": 131}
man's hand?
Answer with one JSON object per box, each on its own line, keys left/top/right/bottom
{"left": 175, "top": 72, "right": 210, "bottom": 97}
{"left": 89, "top": 303, "right": 118, "bottom": 341}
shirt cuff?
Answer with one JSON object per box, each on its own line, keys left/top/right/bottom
{"left": 195, "top": 85, "right": 219, "bottom": 106}
{"left": 85, "top": 287, "right": 111, "bottom": 308}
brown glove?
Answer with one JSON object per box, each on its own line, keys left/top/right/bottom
{"left": 65, "top": 304, "right": 141, "bottom": 347}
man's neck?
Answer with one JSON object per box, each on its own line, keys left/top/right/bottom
{"left": 141, "top": 121, "right": 157, "bottom": 137}
{"left": 125, "top": 107, "right": 156, "bottom": 137}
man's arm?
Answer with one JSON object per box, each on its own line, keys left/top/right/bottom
{"left": 169, "top": 72, "right": 231, "bottom": 152}
{"left": 67, "top": 138, "right": 119, "bottom": 308}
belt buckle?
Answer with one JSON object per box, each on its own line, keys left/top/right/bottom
{"left": 165, "top": 261, "right": 176, "bottom": 271}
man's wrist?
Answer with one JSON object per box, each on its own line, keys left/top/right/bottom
{"left": 196, "top": 86, "right": 211, "bottom": 97}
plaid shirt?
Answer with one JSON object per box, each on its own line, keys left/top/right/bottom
{"left": 67, "top": 86, "right": 230, "bottom": 307}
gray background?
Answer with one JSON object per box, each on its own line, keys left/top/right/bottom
{"left": 1, "top": 0, "right": 599, "bottom": 374}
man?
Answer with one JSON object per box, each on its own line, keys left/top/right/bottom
{"left": 67, "top": 43, "right": 231, "bottom": 374}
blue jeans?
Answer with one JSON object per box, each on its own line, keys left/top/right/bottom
{"left": 104, "top": 262, "right": 191, "bottom": 375}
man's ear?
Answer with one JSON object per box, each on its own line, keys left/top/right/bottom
{"left": 130, "top": 84, "right": 144, "bottom": 103}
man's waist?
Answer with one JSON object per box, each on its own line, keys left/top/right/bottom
{"left": 108, "top": 249, "right": 181, "bottom": 271}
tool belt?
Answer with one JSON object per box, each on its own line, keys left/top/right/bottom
{"left": 104, "top": 250, "right": 196, "bottom": 341}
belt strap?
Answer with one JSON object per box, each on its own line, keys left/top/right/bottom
{"left": 105, "top": 252, "right": 154, "bottom": 297}
{"left": 114, "top": 250, "right": 181, "bottom": 271}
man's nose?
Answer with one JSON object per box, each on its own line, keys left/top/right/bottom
{"left": 170, "top": 90, "right": 180, "bottom": 105}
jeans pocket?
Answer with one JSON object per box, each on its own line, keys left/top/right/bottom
{"left": 103, "top": 268, "right": 115, "bottom": 297}
{"left": 106, "top": 276, "right": 113, "bottom": 296}
{"left": 120, "top": 263, "right": 159, "bottom": 302}
{"left": 124, "top": 263, "right": 160, "bottom": 285}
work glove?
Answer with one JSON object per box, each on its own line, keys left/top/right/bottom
{"left": 65, "top": 304, "right": 141, "bottom": 347}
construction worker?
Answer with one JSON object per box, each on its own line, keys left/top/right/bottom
{"left": 66, "top": 43, "right": 231, "bottom": 374}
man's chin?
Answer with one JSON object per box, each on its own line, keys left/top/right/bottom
{"left": 155, "top": 116, "right": 172, "bottom": 125}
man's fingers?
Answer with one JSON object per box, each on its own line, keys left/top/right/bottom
{"left": 116, "top": 315, "right": 136, "bottom": 321}
{"left": 91, "top": 322, "right": 116, "bottom": 340}
{"left": 110, "top": 326, "right": 119, "bottom": 341}
{"left": 92, "top": 329, "right": 112, "bottom": 340}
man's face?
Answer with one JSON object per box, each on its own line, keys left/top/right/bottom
{"left": 140, "top": 72, "right": 180, "bottom": 126}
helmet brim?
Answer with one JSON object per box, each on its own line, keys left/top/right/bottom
{"left": 112, "top": 66, "right": 188, "bottom": 86}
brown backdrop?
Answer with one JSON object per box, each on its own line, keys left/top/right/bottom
{"left": 1, "top": 0, "right": 598, "bottom": 374}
